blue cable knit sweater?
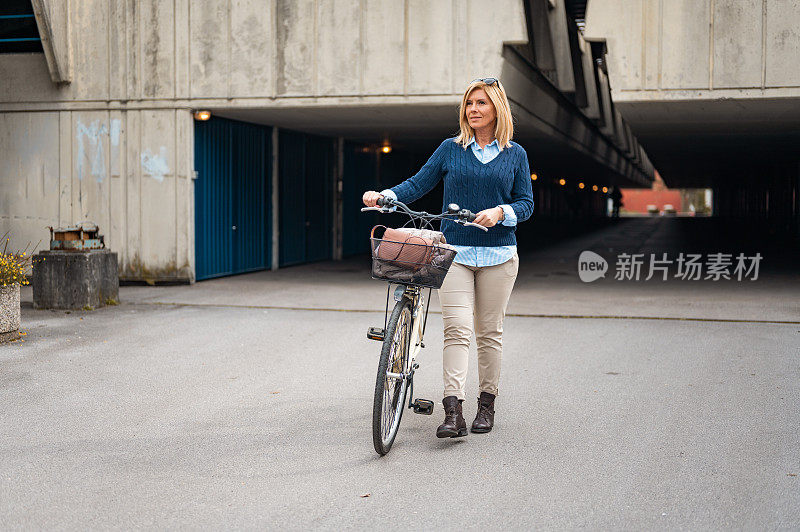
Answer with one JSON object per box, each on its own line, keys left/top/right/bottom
{"left": 390, "top": 138, "right": 535, "bottom": 247}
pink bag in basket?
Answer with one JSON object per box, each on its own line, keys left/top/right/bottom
{"left": 371, "top": 226, "right": 434, "bottom": 271}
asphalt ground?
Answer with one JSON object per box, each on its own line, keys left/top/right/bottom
{"left": 1, "top": 217, "right": 799, "bottom": 529}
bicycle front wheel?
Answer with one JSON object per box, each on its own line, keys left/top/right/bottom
{"left": 372, "top": 297, "right": 413, "bottom": 455}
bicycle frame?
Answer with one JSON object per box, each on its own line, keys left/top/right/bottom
{"left": 383, "top": 284, "right": 427, "bottom": 378}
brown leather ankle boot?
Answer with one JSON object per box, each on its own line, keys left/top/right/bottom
{"left": 471, "top": 391, "right": 495, "bottom": 433}
{"left": 436, "top": 396, "right": 468, "bottom": 438}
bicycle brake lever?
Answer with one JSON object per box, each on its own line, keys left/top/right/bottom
{"left": 463, "top": 221, "right": 489, "bottom": 232}
{"left": 361, "top": 207, "right": 388, "bottom": 212}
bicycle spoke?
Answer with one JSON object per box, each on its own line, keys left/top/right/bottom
{"left": 382, "top": 309, "right": 407, "bottom": 442}
{"left": 374, "top": 300, "right": 413, "bottom": 453}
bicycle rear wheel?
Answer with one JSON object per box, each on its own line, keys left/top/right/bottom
{"left": 372, "top": 297, "right": 413, "bottom": 455}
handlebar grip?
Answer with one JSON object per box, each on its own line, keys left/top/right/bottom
{"left": 460, "top": 209, "right": 476, "bottom": 222}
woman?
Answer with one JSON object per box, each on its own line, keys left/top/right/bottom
{"left": 362, "top": 77, "right": 534, "bottom": 438}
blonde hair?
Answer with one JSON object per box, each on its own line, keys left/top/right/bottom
{"left": 454, "top": 78, "right": 514, "bottom": 150}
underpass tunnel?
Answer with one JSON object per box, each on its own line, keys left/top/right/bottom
{"left": 197, "top": 0, "right": 800, "bottom": 281}
{"left": 579, "top": 0, "right": 800, "bottom": 279}
{"left": 605, "top": 101, "right": 800, "bottom": 278}
{"left": 194, "top": 111, "right": 649, "bottom": 280}
{"left": 345, "top": 134, "right": 636, "bottom": 256}
{"left": 346, "top": 134, "right": 800, "bottom": 278}
{"left": 198, "top": 53, "right": 800, "bottom": 281}
{"left": 197, "top": 101, "right": 799, "bottom": 282}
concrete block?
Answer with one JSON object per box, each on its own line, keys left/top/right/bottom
{"left": 408, "top": 0, "right": 452, "bottom": 94}
{"left": 465, "top": 0, "right": 525, "bottom": 87}
{"left": 0, "top": 285, "right": 21, "bottom": 343}
{"left": 32, "top": 0, "right": 73, "bottom": 83}
{"left": 32, "top": 250, "right": 119, "bottom": 310}
{"left": 70, "top": 0, "right": 109, "bottom": 100}
{"left": 578, "top": 34, "right": 600, "bottom": 120}
{"left": 316, "top": 0, "right": 361, "bottom": 96}
{"left": 661, "top": 0, "right": 710, "bottom": 89}
{"left": 363, "top": 0, "right": 405, "bottom": 94}
{"left": 189, "top": 0, "right": 229, "bottom": 98}
{"left": 766, "top": 0, "right": 800, "bottom": 87}
{"left": 230, "top": 0, "right": 274, "bottom": 98}
{"left": 713, "top": 0, "right": 762, "bottom": 89}
{"left": 545, "top": 0, "right": 577, "bottom": 93}
{"left": 275, "top": 0, "right": 314, "bottom": 96}
{"left": 643, "top": 0, "right": 660, "bottom": 89}
{"left": 140, "top": 0, "right": 175, "bottom": 98}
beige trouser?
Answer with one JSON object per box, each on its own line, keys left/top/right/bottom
{"left": 437, "top": 253, "right": 519, "bottom": 401}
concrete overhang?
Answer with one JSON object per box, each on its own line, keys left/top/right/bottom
{"left": 617, "top": 96, "right": 800, "bottom": 187}
{"left": 215, "top": 64, "right": 653, "bottom": 188}
{"left": 216, "top": 98, "right": 460, "bottom": 145}
{"left": 501, "top": 43, "right": 651, "bottom": 187}
{"left": 31, "top": 0, "right": 71, "bottom": 84}
{"left": 213, "top": 19, "right": 655, "bottom": 188}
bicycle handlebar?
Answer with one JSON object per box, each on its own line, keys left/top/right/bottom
{"left": 361, "top": 197, "right": 488, "bottom": 232}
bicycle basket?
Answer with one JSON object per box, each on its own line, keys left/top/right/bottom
{"left": 370, "top": 226, "right": 457, "bottom": 289}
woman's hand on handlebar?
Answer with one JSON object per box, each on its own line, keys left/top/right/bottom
{"left": 473, "top": 206, "right": 504, "bottom": 228}
{"left": 362, "top": 191, "right": 384, "bottom": 207}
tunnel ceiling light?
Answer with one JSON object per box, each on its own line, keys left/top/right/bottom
{"left": 531, "top": 173, "right": 538, "bottom": 181}
{"left": 559, "top": 178, "right": 566, "bottom": 186}
{"left": 602, "top": 186, "right": 608, "bottom": 193}
{"left": 381, "top": 140, "right": 392, "bottom": 154}
{"left": 578, "top": 182, "right": 585, "bottom": 189}
{"left": 592, "top": 185, "right": 599, "bottom": 191}
{"left": 193, "top": 110, "right": 211, "bottom": 121}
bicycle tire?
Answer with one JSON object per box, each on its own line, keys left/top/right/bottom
{"left": 372, "top": 296, "right": 413, "bottom": 455}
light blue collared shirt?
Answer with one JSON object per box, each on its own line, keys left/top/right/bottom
{"left": 381, "top": 137, "right": 517, "bottom": 268}
{"left": 469, "top": 137, "right": 502, "bottom": 164}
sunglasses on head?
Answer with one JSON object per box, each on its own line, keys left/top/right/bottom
{"left": 471, "top": 77, "right": 499, "bottom": 86}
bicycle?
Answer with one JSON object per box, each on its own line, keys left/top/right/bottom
{"left": 361, "top": 197, "right": 488, "bottom": 455}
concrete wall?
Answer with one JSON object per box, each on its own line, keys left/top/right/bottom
{"left": 1, "top": 0, "right": 527, "bottom": 105}
{"left": 584, "top": 0, "right": 800, "bottom": 100}
{"left": 0, "top": 109, "right": 194, "bottom": 281}
{"left": 0, "top": 0, "right": 526, "bottom": 281}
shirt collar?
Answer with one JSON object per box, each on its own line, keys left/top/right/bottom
{"left": 467, "top": 137, "right": 499, "bottom": 149}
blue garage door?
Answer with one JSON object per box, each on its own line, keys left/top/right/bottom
{"left": 279, "top": 130, "right": 335, "bottom": 267}
{"left": 342, "top": 143, "right": 379, "bottom": 257}
{"left": 195, "top": 117, "right": 271, "bottom": 280}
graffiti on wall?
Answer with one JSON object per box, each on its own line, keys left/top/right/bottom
{"left": 76, "top": 120, "right": 113, "bottom": 182}
{"left": 141, "top": 147, "right": 170, "bottom": 182}
{"left": 76, "top": 118, "right": 170, "bottom": 182}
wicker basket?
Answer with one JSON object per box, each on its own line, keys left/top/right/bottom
{"left": 370, "top": 237, "right": 457, "bottom": 289}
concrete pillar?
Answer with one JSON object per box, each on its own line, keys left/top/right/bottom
{"left": 333, "top": 137, "right": 344, "bottom": 261}
{"left": 795, "top": 162, "right": 800, "bottom": 238}
{"left": 271, "top": 127, "right": 280, "bottom": 271}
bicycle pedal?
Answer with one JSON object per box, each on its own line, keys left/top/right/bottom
{"left": 366, "top": 327, "right": 385, "bottom": 341}
{"left": 412, "top": 399, "right": 434, "bottom": 415}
